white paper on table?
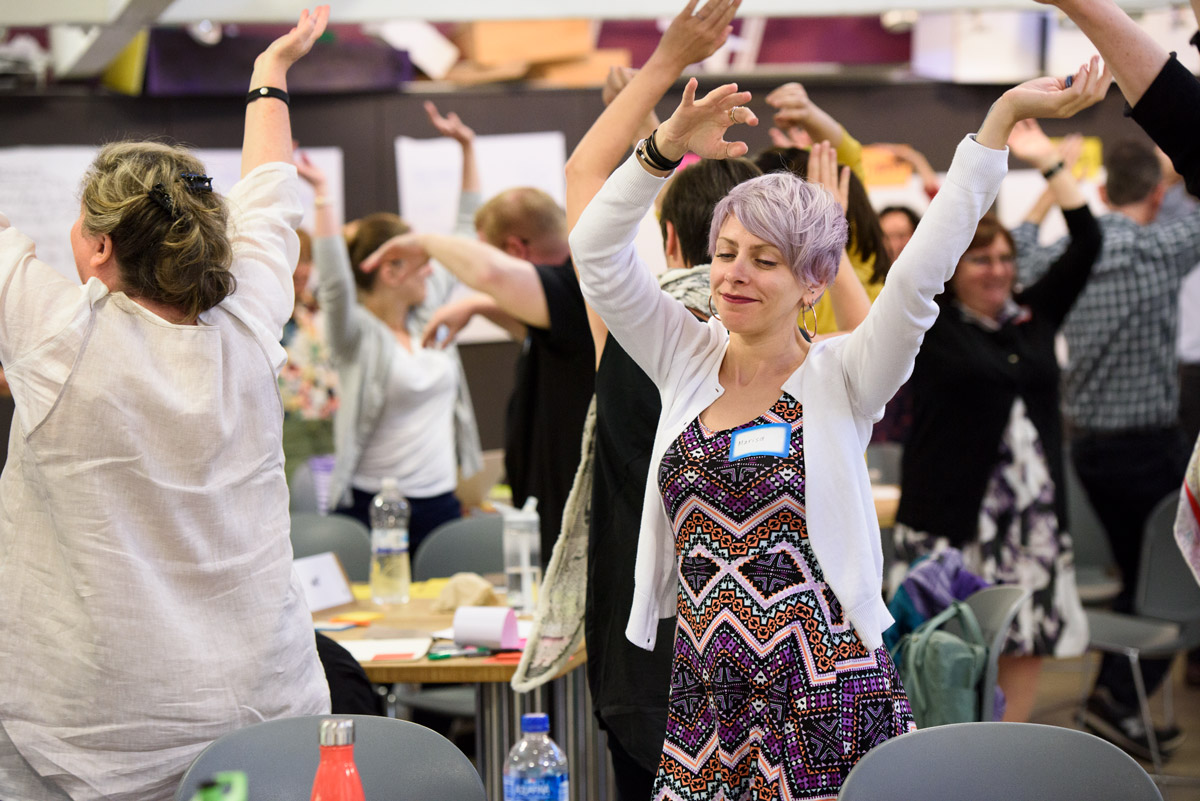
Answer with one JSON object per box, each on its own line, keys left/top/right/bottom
{"left": 453, "top": 605, "right": 520, "bottom": 649}
{"left": 341, "top": 637, "right": 433, "bottom": 662}
{"left": 293, "top": 551, "right": 354, "bottom": 613}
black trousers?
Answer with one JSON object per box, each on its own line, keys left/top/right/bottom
{"left": 1071, "top": 427, "right": 1191, "bottom": 708}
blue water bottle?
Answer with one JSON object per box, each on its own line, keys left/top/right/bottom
{"left": 502, "top": 713, "right": 569, "bottom": 801}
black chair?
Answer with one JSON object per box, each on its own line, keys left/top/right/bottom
{"left": 175, "top": 715, "right": 485, "bottom": 801}
{"left": 412, "top": 514, "right": 503, "bottom": 581}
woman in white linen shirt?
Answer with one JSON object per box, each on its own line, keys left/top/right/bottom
{"left": 569, "top": 67, "right": 1107, "bottom": 798}
{"left": 0, "top": 9, "right": 331, "bottom": 801}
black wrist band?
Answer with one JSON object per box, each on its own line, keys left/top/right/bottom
{"left": 642, "top": 128, "right": 683, "bottom": 171}
{"left": 246, "top": 86, "right": 290, "bottom": 106}
{"left": 1042, "top": 160, "right": 1066, "bottom": 180}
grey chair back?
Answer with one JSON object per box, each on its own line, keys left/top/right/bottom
{"left": 289, "top": 460, "right": 320, "bottom": 514}
{"left": 866, "top": 441, "right": 902, "bottom": 485}
{"left": 838, "top": 721, "right": 1162, "bottom": 801}
{"left": 175, "top": 714, "right": 485, "bottom": 801}
{"left": 291, "top": 512, "right": 371, "bottom": 582}
{"left": 412, "top": 514, "right": 503, "bottom": 581}
{"left": 1137, "top": 489, "right": 1200, "bottom": 623}
{"left": 943, "top": 585, "right": 1028, "bottom": 721}
{"left": 1063, "top": 449, "right": 1122, "bottom": 603}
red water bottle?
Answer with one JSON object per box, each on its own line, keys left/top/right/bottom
{"left": 310, "top": 718, "right": 365, "bottom": 801}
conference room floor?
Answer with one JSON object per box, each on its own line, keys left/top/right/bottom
{"left": 1031, "top": 655, "right": 1200, "bottom": 800}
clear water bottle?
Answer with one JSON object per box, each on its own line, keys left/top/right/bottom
{"left": 310, "top": 718, "right": 365, "bottom": 801}
{"left": 369, "top": 477, "right": 411, "bottom": 605}
{"left": 502, "top": 713, "right": 568, "bottom": 801}
{"left": 502, "top": 498, "right": 541, "bottom": 614}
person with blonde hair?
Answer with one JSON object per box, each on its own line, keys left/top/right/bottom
{"left": 0, "top": 9, "right": 331, "bottom": 799}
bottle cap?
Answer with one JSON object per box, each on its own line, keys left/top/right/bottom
{"left": 520, "top": 712, "right": 549, "bottom": 733}
{"left": 318, "top": 718, "right": 355, "bottom": 746}
{"left": 380, "top": 477, "right": 399, "bottom": 491}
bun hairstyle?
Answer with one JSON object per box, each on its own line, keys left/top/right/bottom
{"left": 345, "top": 212, "right": 411, "bottom": 292}
{"left": 708, "top": 171, "right": 848, "bottom": 293}
{"left": 80, "top": 141, "right": 234, "bottom": 321}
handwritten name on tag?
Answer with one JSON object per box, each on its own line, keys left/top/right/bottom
{"left": 729, "top": 423, "right": 790, "bottom": 461}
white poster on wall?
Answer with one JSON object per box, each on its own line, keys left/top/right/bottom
{"left": 0, "top": 145, "right": 344, "bottom": 282}
{"left": 395, "top": 131, "right": 567, "bottom": 237}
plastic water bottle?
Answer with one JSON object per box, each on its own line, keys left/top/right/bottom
{"left": 310, "top": 718, "right": 365, "bottom": 801}
{"left": 502, "top": 498, "right": 541, "bottom": 613}
{"left": 502, "top": 713, "right": 568, "bottom": 801}
{"left": 369, "top": 477, "right": 411, "bottom": 605}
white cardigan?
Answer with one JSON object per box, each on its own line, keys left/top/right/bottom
{"left": 571, "top": 135, "right": 1007, "bottom": 652}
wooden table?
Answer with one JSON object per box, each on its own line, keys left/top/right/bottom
{"left": 324, "top": 597, "right": 602, "bottom": 800}
{"left": 874, "top": 483, "right": 901, "bottom": 529}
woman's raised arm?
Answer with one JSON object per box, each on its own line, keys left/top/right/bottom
{"left": 241, "top": 6, "right": 329, "bottom": 178}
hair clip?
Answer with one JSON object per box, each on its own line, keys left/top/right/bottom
{"left": 179, "top": 172, "right": 213, "bottom": 193}
{"left": 148, "top": 183, "right": 177, "bottom": 218}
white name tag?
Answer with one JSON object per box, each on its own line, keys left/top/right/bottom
{"left": 729, "top": 423, "right": 790, "bottom": 461}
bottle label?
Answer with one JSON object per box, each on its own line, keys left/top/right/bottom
{"left": 371, "top": 527, "right": 408, "bottom": 555}
{"left": 502, "top": 774, "right": 568, "bottom": 801}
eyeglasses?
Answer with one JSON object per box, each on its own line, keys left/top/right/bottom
{"left": 961, "top": 253, "right": 1015, "bottom": 268}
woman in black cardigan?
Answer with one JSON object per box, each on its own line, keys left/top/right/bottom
{"left": 894, "top": 117, "right": 1103, "bottom": 722}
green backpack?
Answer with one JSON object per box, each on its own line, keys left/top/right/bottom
{"left": 893, "top": 601, "right": 988, "bottom": 728}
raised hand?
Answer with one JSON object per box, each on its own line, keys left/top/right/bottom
{"left": 360, "top": 233, "right": 429, "bottom": 276}
{"left": 420, "top": 299, "right": 475, "bottom": 349}
{"left": 807, "top": 140, "right": 851, "bottom": 213}
{"left": 423, "top": 101, "right": 475, "bottom": 147}
{"left": 768, "top": 126, "right": 813, "bottom": 150}
{"left": 293, "top": 149, "right": 328, "bottom": 191}
{"left": 765, "top": 81, "right": 815, "bottom": 129}
{"left": 654, "top": 79, "right": 758, "bottom": 162}
{"left": 1004, "top": 56, "right": 1113, "bottom": 121}
{"left": 650, "top": 0, "right": 742, "bottom": 71}
{"left": 602, "top": 66, "right": 636, "bottom": 106}
{"left": 977, "top": 56, "right": 1112, "bottom": 149}
{"left": 257, "top": 6, "right": 329, "bottom": 72}
{"left": 1059, "top": 133, "right": 1085, "bottom": 169}
{"left": 1007, "top": 119, "right": 1062, "bottom": 171}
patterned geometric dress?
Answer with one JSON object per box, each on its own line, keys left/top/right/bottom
{"left": 653, "top": 393, "right": 915, "bottom": 801}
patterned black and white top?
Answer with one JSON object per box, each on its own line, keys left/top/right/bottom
{"left": 1013, "top": 210, "right": 1200, "bottom": 431}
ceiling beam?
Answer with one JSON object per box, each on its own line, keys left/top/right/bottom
{"left": 50, "top": 0, "right": 174, "bottom": 78}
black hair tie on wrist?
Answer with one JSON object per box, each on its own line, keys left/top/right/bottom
{"left": 640, "top": 128, "right": 683, "bottom": 172}
{"left": 246, "top": 86, "right": 290, "bottom": 106}
{"left": 1042, "top": 161, "right": 1066, "bottom": 180}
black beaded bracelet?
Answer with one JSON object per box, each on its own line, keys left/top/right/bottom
{"left": 246, "top": 86, "right": 290, "bottom": 106}
{"left": 1042, "top": 160, "right": 1066, "bottom": 180}
{"left": 641, "top": 128, "right": 683, "bottom": 171}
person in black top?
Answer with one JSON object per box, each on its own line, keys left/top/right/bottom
{"left": 894, "top": 115, "right": 1104, "bottom": 724}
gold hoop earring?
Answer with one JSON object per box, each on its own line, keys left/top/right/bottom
{"left": 800, "top": 303, "right": 817, "bottom": 343}
{"left": 707, "top": 294, "right": 722, "bottom": 321}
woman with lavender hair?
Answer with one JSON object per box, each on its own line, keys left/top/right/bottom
{"left": 568, "top": 59, "right": 1109, "bottom": 798}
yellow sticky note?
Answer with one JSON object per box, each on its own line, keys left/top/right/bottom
{"left": 410, "top": 578, "right": 451, "bottom": 600}
{"left": 330, "top": 611, "right": 384, "bottom": 625}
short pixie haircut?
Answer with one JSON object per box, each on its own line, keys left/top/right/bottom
{"left": 708, "top": 171, "right": 847, "bottom": 291}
